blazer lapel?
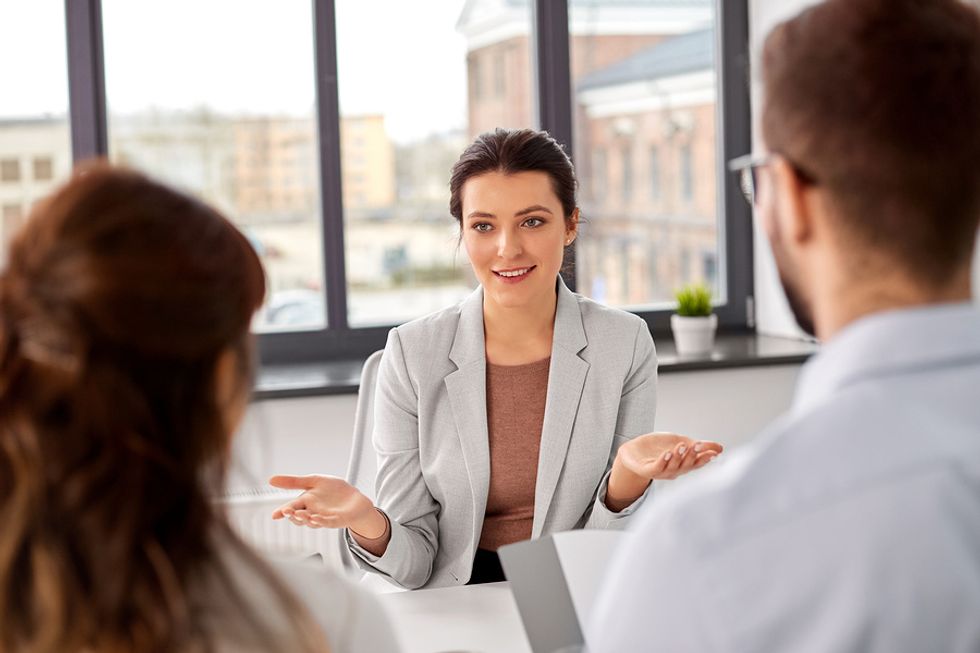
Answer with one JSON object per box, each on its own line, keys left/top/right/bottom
{"left": 444, "top": 286, "right": 491, "bottom": 543}
{"left": 532, "top": 280, "right": 590, "bottom": 538}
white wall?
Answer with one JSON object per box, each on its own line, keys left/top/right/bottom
{"left": 228, "top": 364, "right": 801, "bottom": 493}
{"left": 228, "top": 394, "right": 358, "bottom": 492}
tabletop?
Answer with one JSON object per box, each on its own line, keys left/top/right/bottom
{"left": 378, "top": 581, "right": 533, "bottom": 653}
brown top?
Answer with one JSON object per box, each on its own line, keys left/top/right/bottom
{"left": 478, "top": 356, "right": 551, "bottom": 552}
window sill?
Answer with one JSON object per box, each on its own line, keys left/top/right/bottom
{"left": 653, "top": 332, "right": 819, "bottom": 372}
{"left": 253, "top": 333, "right": 818, "bottom": 401}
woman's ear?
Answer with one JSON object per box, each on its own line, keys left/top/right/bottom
{"left": 214, "top": 347, "right": 248, "bottom": 437}
{"left": 565, "top": 208, "right": 580, "bottom": 245}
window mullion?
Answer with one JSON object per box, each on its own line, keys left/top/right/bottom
{"left": 65, "top": 0, "right": 108, "bottom": 162}
{"left": 532, "top": 0, "right": 576, "bottom": 292}
{"left": 716, "top": 0, "right": 753, "bottom": 327}
{"left": 312, "top": 0, "right": 350, "bottom": 332}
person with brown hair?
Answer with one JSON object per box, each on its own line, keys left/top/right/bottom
{"left": 0, "top": 164, "right": 399, "bottom": 653}
{"left": 271, "top": 128, "right": 724, "bottom": 590}
{"left": 590, "top": 0, "right": 980, "bottom": 650}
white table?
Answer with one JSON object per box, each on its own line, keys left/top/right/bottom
{"left": 379, "top": 581, "right": 532, "bottom": 653}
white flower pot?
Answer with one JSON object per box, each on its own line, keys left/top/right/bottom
{"left": 670, "top": 313, "right": 718, "bottom": 356}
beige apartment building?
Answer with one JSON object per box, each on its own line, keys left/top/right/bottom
{"left": 0, "top": 117, "right": 71, "bottom": 258}
{"left": 339, "top": 114, "right": 396, "bottom": 211}
{"left": 232, "top": 116, "right": 319, "bottom": 223}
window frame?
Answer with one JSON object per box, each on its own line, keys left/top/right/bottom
{"left": 65, "top": 0, "right": 753, "bottom": 365}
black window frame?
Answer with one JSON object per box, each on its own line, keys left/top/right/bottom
{"left": 64, "top": 0, "right": 752, "bottom": 365}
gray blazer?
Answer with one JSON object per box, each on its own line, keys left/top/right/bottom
{"left": 347, "top": 280, "right": 657, "bottom": 589}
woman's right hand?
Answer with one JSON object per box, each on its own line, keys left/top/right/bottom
{"left": 269, "top": 475, "right": 386, "bottom": 539}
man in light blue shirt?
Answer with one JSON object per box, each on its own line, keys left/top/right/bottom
{"left": 590, "top": 0, "right": 980, "bottom": 651}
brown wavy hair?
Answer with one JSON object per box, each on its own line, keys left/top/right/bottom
{"left": 0, "top": 164, "right": 328, "bottom": 652}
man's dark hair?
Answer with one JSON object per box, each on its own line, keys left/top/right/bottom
{"left": 762, "top": 0, "right": 980, "bottom": 285}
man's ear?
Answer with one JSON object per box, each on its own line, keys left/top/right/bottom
{"left": 771, "top": 157, "right": 813, "bottom": 247}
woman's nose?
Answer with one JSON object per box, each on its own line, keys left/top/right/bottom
{"left": 496, "top": 229, "right": 523, "bottom": 258}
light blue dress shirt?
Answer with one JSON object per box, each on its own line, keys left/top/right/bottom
{"left": 589, "top": 303, "right": 980, "bottom": 653}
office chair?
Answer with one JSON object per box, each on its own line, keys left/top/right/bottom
{"left": 337, "top": 349, "right": 384, "bottom": 573}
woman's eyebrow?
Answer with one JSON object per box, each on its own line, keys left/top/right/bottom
{"left": 466, "top": 205, "right": 553, "bottom": 220}
{"left": 515, "top": 205, "right": 553, "bottom": 216}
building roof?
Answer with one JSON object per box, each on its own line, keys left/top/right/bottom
{"left": 577, "top": 28, "right": 713, "bottom": 91}
{"left": 0, "top": 115, "right": 66, "bottom": 127}
{"left": 457, "top": 0, "right": 711, "bottom": 37}
{"left": 505, "top": 0, "right": 710, "bottom": 6}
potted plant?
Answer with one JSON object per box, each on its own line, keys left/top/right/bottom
{"left": 670, "top": 283, "right": 717, "bottom": 356}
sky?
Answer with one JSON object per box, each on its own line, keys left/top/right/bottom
{"left": 0, "top": 0, "right": 472, "bottom": 144}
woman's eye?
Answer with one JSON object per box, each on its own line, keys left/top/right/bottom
{"left": 523, "top": 217, "right": 544, "bottom": 228}
{"left": 473, "top": 223, "right": 493, "bottom": 233}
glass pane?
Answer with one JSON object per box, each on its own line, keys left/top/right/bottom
{"left": 102, "top": 0, "right": 325, "bottom": 331}
{"left": 0, "top": 1, "right": 72, "bottom": 265}
{"left": 572, "top": 1, "right": 720, "bottom": 310}
{"left": 337, "top": 0, "right": 534, "bottom": 327}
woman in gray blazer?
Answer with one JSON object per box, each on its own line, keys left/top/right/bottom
{"left": 271, "top": 129, "right": 723, "bottom": 590}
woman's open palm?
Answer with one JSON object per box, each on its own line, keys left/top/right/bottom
{"left": 616, "top": 432, "right": 723, "bottom": 481}
{"left": 269, "top": 475, "right": 374, "bottom": 529}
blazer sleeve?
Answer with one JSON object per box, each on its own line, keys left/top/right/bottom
{"left": 581, "top": 319, "right": 658, "bottom": 529}
{"left": 346, "top": 327, "right": 441, "bottom": 589}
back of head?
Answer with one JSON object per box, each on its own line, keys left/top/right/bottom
{"left": 0, "top": 165, "right": 322, "bottom": 652}
{"left": 762, "top": 0, "right": 980, "bottom": 285}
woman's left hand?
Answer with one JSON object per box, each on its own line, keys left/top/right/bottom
{"left": 605, "top": 432, "right": 724, "bottom": 511}
{"left": 617, "top": 432, "right": 723, "bottom": 481}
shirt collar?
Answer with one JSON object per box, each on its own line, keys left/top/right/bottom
{"left": 791, "top": 301, "right": 980, "bottom": 416}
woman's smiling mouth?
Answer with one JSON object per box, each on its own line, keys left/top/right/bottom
{"left": 492, "top": 266, "right": 536, "bottom": 283}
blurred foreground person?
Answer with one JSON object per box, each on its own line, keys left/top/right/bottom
{"left": 0, "top": 165, "right": 399, "bottom": 653}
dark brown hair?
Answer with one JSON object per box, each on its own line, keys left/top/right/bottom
{"left": 762, "top": 0, "right": 980, "bottom": 284}
{"left": 449, "top": 128, "right": 579, "bottom": 227}
{"left": 0, "top": 164, "right": 327, "bottom": 652}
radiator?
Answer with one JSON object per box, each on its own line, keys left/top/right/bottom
{"left": 217, "top": 487, "right": 344, "bottom": 570}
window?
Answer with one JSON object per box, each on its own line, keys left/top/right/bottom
{"left": 680, "top": 142, "right": 694, "bottom": 203}
{"left": 471, "top": 56, "right": 483, "bottom": 101}
{"left": 649, "top": 146, "right": 661, "bottom": 200}
{"left": 702, "top": 251, "right": 717, "bottom": 288}
{"left": 621, "top": 145, "right": 632, "bottom": 202}
{"left": 592, "top": 147, "right": 607, "bottom": 202}
{"left": 495, "top": 51, "right": 506, "bottom": 97}
{"left": 101, "top": 0, "right": 325, "bottom": 332}
{"left": 33, "top": 156, "right": 53, "bottom": 181}
{"left": 573, "top": 2, "right": 720, "bottom": 310}
{"left": 0, "top": 159, "right": 18, "bottom": 183}
{"left": 59, "top": 0, "right": 751, "bottom": 363}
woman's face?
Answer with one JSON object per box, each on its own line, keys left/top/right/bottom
{"left": 460, "top": 170, "right": 577, "bottom": 310}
